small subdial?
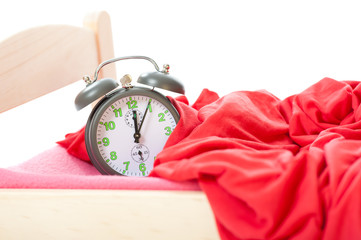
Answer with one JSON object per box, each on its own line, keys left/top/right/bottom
{"left": 124, "top": 109, "right": 143, "bottom": 128}
{"left": 131, "top": 144, "right": 150, "bottom": 163}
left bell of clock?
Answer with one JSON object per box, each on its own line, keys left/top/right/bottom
{"left": 75, "top": 76, "right": 119, "bottom": 110}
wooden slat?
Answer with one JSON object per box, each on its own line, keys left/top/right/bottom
{"left": 0, "top": 11, "right": 116, "bottom": 113}
{"left": 0, "top": 25, "right": 98, "bottom": 113}
{"left": 0, "top": 189, "right": 220, "bottom": 240}
{"left": 83, "top": 11, "right": 116, "bottom": 80}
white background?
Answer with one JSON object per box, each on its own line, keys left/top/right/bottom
{"left": 1, "top": 0, "right": 361, "bottom": 167}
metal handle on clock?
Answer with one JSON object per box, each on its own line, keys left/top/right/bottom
{"left": 92, "top": 56, "right": 162, "bottom": 84}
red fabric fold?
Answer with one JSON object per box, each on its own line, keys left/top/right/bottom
{"left": 57, "top": 127, "right": 88, "bottom": 161}
{"left": 58, "top": 77, "right": 361, "bottom": 240}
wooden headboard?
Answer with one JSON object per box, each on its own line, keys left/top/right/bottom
{"left": 0, "top": 11, "right": 116, "bottom": 113}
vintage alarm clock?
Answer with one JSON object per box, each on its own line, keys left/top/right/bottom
{"left": 75, "top": 56, "right": 184, "bottom": 177}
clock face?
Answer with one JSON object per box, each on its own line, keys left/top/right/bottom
{"left": 85, "top": 87, "right": 179, "bottom": 177}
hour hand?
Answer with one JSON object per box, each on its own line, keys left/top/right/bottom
{"left": 132, "top": 110, "right": 140, "bottom": 143}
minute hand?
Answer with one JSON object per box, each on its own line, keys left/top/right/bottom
{"left": 138, "top": 99, "right": 151, "bottom": 133}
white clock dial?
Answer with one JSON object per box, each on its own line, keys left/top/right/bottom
{"left": 88, "top": 92, "right": 178, "bottom": 177}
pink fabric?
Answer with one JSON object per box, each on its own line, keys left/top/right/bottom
{"left": 0, "top": 145, "right": 199, "bottom": 190}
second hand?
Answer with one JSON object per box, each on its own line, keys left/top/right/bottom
{"left": 139, "top": 99, "right": 151, "bottom": 133}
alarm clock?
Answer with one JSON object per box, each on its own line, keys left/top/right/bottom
{"left": 75, "top": 56, "right": 184, "bottom": 177}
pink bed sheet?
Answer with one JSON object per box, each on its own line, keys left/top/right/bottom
{"left": 0, "top": 145, "right": 199, "bottom": 190}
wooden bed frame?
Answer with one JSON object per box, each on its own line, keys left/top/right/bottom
{"left": 0, "top": 11, "right": 219, "bottom": 240}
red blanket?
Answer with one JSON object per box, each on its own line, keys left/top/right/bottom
{"left": 59, "top": 77, "right": 361, "bottom": 240}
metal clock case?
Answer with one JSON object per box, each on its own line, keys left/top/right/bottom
{"left": 75, "top": 56, "right": 185, "bottom": 177}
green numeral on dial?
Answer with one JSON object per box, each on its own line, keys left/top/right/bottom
{"left": 122, "top": 161, "right": 130, "bottom": 174}
{"left": 102, "top": 137, "right": 110, "bottom": 146}
{"left": 164, "top": 126, "right": 172, "bottom": 136}
{"left": 139, "top": 163, "right": 146, "bottom": 176}
{"left": 126, "top": 97, "right": 138, "bottom": 109}
{"left": 101, "top": 121, "right": 115, "bottom": 131}
{"left": 158, "top": 113, "right": 165, "bottom": 122}
{"left": 148, "top": 99, "right": 152, "bottom": 113}
{"left": 110, "top": 151, "right": 117, "bottom": 160}
{"left": 113, "top": 107, "right": 122, "bottom": 117}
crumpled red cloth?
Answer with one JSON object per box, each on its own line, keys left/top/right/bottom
{"left": 58, "top": 77, "right": 361, "bottom": 240}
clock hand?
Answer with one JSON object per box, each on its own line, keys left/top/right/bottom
{"left": 132, "top": 110, "right": 140, "bottom": 143}
{"left": 138, "top": 150, "right": 144, "bottom": 161}
{"left": 138, "top": 99, "right": 151, "bottom": 134}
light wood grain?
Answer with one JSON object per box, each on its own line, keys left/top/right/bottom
{"left": 83, "top": 11, "right": 116, "bottom": 80}
{"left": 0, "top": 11, "right": 115, "bottom": 113}
{"left": 0, "top": 25, "right": 96, "bottom": 113}
{"left": 83, "top": 11, "right": 116, "bottom": 108}
{"left": 0, "top": 189, "right": 219, "bottom": 240}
